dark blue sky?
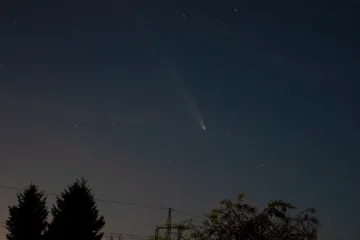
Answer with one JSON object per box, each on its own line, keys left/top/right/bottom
{"left": 1, "top": 0, "right": 360, "bottom": 239}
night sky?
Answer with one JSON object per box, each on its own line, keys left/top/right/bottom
{"left": 1, "top": 0, "right": 360, "bottom": 239}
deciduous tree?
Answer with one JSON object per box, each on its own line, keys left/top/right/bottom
{"left": 182, "top": 193, "right": 319, "bottom": 240}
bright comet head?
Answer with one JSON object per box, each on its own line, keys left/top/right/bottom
{"left": 199, "top": 120, "right": 206, "bottom": 131}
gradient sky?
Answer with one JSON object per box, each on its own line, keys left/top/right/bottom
{"left": 1, "top": 0, "right": 360, "bottom": 239}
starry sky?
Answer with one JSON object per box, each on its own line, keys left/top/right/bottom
{"left": 0, "top": 0, "right": 360, "bottom": 239}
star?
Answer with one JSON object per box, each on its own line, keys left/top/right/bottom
{"left": 234, "top": 8, "right": 237, "bottom": 12}
{"left": 260, "top": 164, "right": 264, "bottom": 167}
{"left": 76, "top": 134, "right": 80, "bottom": 139}
{"left": 112, "top": 123, "right": 116, "bottom": 127}
{"left": 182, "top": 13, "right": 186, "bottom": 18}
{"left": 216, "top": 19, "right": 219, "bottom": 23}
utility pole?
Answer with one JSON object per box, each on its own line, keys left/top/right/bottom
{"left": 155, "top": 208, "right": 188, "bottom": 240}
{"left": 165, "top": 208, "right": 172, "bottom": 240}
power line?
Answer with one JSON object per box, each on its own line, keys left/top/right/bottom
{"left": 0, "top": 226, "right": 151, "bottom": 239}
{"left": 0, "top": 184, "right": 203, "bottom": 219}
{"left": 104, "top": 232, "right": 151, "bottom": 239}
{"left": 0, "top": 184, "right": 167, "bottom": 210}
{"left": 104, "top": 232, "right": 152, "bottom": 237}
{"left": 171, "top": 209, "right": 202, "bottom": 220}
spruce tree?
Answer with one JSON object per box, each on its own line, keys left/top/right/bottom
{"left": 6, "top": 184, "right": 48, "bottom": 240}
{"left": 48, "top": 178, "right": 105, "bottom": 240}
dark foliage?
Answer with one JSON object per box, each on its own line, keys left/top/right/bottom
{"left": 182, "top": 193, "right": 319, "bottom": 240}
{"left": 47, "top": 178, "right": 105, "bottom": 240}
{"left": 6, "top": 184, "right": 48, "bottom": 240}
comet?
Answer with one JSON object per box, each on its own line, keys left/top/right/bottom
{"left": 174, "top": 77, "right": 206, "bottom": 131}
{"left": 154, "top": 51, "right": 206, "bottom": 132}
{"left": 200, "top": 121, "right": 206, "bottom": 131}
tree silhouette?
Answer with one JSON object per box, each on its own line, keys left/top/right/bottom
{"left": 47, "top": 178, "right": 105, "bottom": 240}
{"left": 182, "top": 193, "right": 319, "bottom": 240}
{"left": 6, "top": 184, "right": 48, "bottom": 240}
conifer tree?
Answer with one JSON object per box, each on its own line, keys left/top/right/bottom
{"left": 47, "top": 178, "right": 105, "bottom": 240}
{"left": 6, "top": 184, "right": 48, "bottom": 240}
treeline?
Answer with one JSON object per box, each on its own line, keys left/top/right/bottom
{"left": 180, "top": 193, "right": 319, "bottom": 240}
{"left": 5, "top": 178, "right": 105, "bottom": 240}
{"left": 4, "top": 178, "right": 320, "bottom": 240}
